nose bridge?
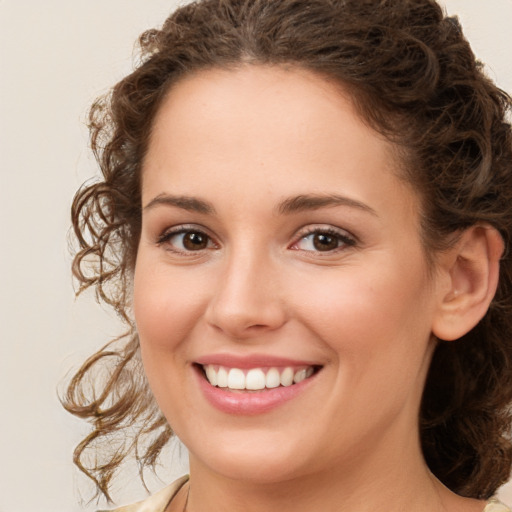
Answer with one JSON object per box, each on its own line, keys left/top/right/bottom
{"left": 205, "top": 241, "right": 286, "bottom": 338}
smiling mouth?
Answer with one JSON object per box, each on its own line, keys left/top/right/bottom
{"left": 198, "top": 364, "right": 320, "bottom": 392}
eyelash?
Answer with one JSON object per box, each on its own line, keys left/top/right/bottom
{"left": 290, "top": 226, "right": 357, "bottom": 253}
{"left": 156, "top": 225, "right": 357, "bottom": 255}
{"left": 156, "top": 225, "right": 217, "bottom": 254}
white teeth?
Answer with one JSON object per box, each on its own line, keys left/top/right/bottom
{"left": 293, "top": 368, "right": 307, "bottom": 383}
{"left": 293, "top": 367, "right": 314, "bottom": 384}
{"left": 293, "top": 367, "right": 313, "bottom": 383}
{"left": 203, "top": 364, "right": 316, "bottom": 390}
{"left": 280, "top": 367, "right": 294, "bottom": 387}
{"left": 205, "top": 365, "right": 217, "bottom": 386}
{"left": 217, "top": 367, "right": 228, "bottom": 388}
{"left": 227, "top": 368, "right": 245, "bottom": 389}
{"left": 265, "top": 368, "right": 281, "bottom": 388}
{"left": 246, "top": 368, "right": 266, "bottom": 390}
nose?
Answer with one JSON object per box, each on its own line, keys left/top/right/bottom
{"left": 204, "top": 248, "right": 288, "bottom": 339}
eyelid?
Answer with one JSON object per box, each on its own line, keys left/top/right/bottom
{"left": 155, "top": 223, "right": 356, "bottom": 255}
{"left": 156, "top": 224, "right": 218, "bottom": 253}
{"left": 289, "top": 224, "right": 357, "bottom": 252}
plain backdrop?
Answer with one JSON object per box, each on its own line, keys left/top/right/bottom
{"left": 1, "top": 1, "right": 511, "bottom": 511}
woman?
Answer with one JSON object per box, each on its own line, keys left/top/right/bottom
{"left": 64, "top": 0, "right": 512, "bottom": 511}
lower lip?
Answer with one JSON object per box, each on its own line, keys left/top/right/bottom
{"left": 194, "top": 366, "right": 317, "bottom": 415}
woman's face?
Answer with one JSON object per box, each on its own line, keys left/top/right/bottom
{"left": 134, "top": 66, "right": 443, "bottom": 483}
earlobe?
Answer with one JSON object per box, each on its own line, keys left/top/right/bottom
{"left": 432, "top": 225, "right": 504, "bottom": 342}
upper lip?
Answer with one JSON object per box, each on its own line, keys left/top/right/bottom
{"left": 194, "top": 353, "right": 321, "bottom": 369}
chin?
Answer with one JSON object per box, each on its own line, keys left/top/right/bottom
{"left": 187, "top": 429, "right": 316, "bottom": 484}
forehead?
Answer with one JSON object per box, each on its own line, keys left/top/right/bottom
{"left": 143, "top": 65, "right": 418, "bottom": 222}
{"left": 149, "top": 65, "right": 382, "bottom": 155}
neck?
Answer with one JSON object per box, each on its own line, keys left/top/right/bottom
{"left": 184, "top": 428, "right": 462, "bottom": 512}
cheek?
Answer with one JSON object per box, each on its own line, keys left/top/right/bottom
{"left": 133, "top": 256, "right": 208, "bottom": 353}
{"left": 295, "top": 262, "right": 435, "bottom": 427}
{"left": 291, "top": 258, "right": 434, "bottom": 364}
{"left": 132, "top": 257, "right": 210, "bottom": 425}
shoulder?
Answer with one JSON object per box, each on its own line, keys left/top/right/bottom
{"left": 485, "top": 499, "right": 512, "bottom": 512}
{"left": 97, "top": 475, "right": 189, "bottom": 512}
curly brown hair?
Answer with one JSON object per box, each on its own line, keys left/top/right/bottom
{"left": 63, "top": 0, "right": 512, "bottom": 502}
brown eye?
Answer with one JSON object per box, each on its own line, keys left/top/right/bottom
{"left": 158, "top": 228, "right": 214, "bottom": 252}
{"left": 312, "top": 233, "right": 339, "bottom": 251}
{"left": 182, "top": 232, "right": 209, "bottom": 250}
{"left": 292, "top": 227, "right": 356, "bottom": 253}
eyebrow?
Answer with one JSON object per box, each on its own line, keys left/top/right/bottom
{"left": 143, "top": 193, "right": 216, "bottom": 214}
{"left": 143, "top": 192, "right": 377, "bottom": 217}
{"left": 277, "top": 194, "right": 377, "bottom": 216}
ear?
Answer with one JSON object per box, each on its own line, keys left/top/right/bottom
{"left": 432, "top": 225, "right": 504, "bottom": 341}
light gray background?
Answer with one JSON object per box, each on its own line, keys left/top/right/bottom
{"left": 1, "top": 1, "right": 511, "bottom": 511}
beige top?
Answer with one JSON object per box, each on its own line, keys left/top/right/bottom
{"left": 100, "top": 475, "right": 511, "bottom": 512}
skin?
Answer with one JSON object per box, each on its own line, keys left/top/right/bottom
{"left": 133, "top": 65, "right": 489, "bottom": 512}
